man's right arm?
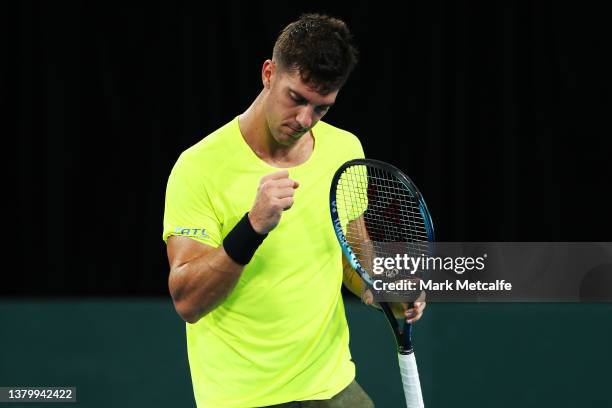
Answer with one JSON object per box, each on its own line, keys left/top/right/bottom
{"left": 167, "top": 236, "right": 244, "bottom": 324}
{"left": 166, "top": 170, "right": 299, "bottom": 324}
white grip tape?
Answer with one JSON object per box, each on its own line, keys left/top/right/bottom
{"left": 398, "top": 352, "right": 424, "bottom": 408}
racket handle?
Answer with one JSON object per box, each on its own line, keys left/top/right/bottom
{"left": 398, "top": 352, "right": 424, "bottom": 408}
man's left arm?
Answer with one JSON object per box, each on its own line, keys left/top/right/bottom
{"left": 341, "top": 215, "right": 427, "bottom": 323}
{"left": 342, "top": 255, "right": 427, "bottom": 323}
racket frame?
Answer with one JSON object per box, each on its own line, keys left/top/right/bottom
{"left": 329, "top": 158, "right": 435, "bottom": 355}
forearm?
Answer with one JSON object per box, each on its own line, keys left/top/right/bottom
{"left": 342, "top": 260, "right": 365, "bottom": 298}
{"left": 343, "top": 216, "right": 372, "bottom": 299}
{"left": 169, "top": 246, "right": 244, "bottom": 324}
{"left": 166, "top": 172, "right": 295, "bottom": 324}
{"left": 341, "top": 253, "right": 376, "bottom": 306}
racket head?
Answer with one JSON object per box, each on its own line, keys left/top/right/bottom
{"left": 330, "top": 158, "right": 435, "bottom": 287}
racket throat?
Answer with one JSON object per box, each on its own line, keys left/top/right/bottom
{"left": 380, "top": 302, "right": 415, "bottom": 354}
{"left": 399, "top": 345, "right": 415, "bottom": 355}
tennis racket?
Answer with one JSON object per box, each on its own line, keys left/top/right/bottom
{"left": 329, "top": 158, "right": 435, "bottom": 408}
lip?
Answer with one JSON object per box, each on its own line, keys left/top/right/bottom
{"left": 286, "top": 125, "right": 303, "bottom": 133}
{"left": 283, "top": 125, "right": 306, "bottom": 139}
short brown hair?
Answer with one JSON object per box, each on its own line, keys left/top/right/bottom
{"left": 272, "top": 13, "right": 359, "bottom": 94}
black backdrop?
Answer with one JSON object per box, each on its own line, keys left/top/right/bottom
{"left": 3, "top": 1, "right": 610, "bottom": 295}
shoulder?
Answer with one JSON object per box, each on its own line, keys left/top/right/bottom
{"left": 314, "top": 120, "right": 361, "bottom": 146}
{"left": 173, "top": 117, "right": 239, "bottom": 178}
{"left": 314, "top": 120, "right": 364, "bottom": 159}
{"left": 182, "top": 118, "right": 238, "bottom": 162}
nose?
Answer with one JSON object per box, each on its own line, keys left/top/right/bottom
{"left": 296, "top": 106, "right": 313, "bottom": 130}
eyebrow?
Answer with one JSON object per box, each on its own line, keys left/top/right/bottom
{"left": 289, "top": 88, "right": 335, "bottom": 109}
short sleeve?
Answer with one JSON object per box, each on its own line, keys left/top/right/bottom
{"left": 353, "top": 138, "right": 365, "bottom": 160}
{"left": 162, "top": 153, "right": 222, "bottom": 247}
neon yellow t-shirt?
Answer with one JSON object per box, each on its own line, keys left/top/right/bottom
{"left": 162, "top": 116, "right": 365, "bottom": 407}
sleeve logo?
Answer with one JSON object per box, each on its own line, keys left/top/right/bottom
{"left": 174, "top": 227, "right": 208, "bottom": 238}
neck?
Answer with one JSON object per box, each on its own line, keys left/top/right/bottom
{"left": 238, "top": 91, "right": 314, "bottom": 168}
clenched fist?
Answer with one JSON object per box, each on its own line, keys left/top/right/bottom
{"left": 248, "top": 170, "right": 299, "bottom": 234}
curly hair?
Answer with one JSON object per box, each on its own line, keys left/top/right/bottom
{"left": 272, "top": 14, "right": 359, "bottom": 94}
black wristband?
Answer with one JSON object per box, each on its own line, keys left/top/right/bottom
{"left": 223, "top": 213, "right": 268, "bottom": 265}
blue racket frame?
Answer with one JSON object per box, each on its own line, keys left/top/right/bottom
{"left": 330, "top": 158, "right": 435, "bottom": 354}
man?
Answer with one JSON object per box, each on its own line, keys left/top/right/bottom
{"left": 163, "top": 14, "right": 425, "bottom": 407}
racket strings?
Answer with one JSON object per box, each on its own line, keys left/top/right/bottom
{"left": 335, "top": 164, "right": 430, "bottom": 276}
{"left": 336, "top": 166, "right": 427, "bottom": 240}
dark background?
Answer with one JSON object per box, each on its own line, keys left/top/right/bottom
{"left": 4, "top": 1, "right": 610, "bottom": 295}
{"left": 2, "top": 2, "right": 612, "bottom": 407}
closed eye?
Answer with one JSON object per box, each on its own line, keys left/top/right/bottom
{"left": 290, "top": 93, "right": 307, "bottom": 105}
{"left": 289, "top": 89, "right": 334, "bottom": 113}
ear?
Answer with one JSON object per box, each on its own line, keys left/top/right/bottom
{"left": 261, "top": 59, "right": 275, "bottom": 89}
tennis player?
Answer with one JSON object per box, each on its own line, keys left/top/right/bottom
{"left": 163, "top": 14, "right": 425, "bottom": 407}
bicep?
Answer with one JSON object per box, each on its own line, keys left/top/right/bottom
{"left": 166, "top": 236, "right": 217, "bottom": 322}
{"left": 167, "top": 235, "right": 215, "bottom": 269}
{"left": 167, "top": 236, "right": 217, "bottom": 300}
